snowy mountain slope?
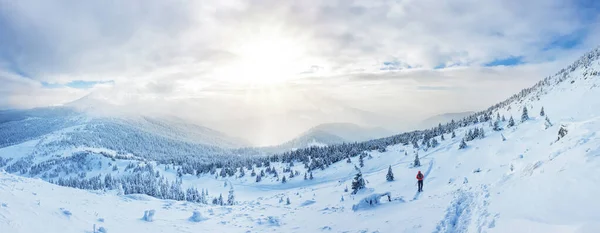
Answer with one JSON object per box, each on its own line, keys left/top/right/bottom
{"left": 1, "top": 47, "right": 600, "bottom": 232}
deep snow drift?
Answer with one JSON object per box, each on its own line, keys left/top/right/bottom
{"left": 2, "top": 49, "right": 600, "bottom": 232}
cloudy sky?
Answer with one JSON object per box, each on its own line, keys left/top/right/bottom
{"left": 1, "top": 0, "right": 599, "bottom": 145}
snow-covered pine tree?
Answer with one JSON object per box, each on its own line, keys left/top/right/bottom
{"left": 218, "top": 194, "right": 224, "bottom": 206}
{"left": 282, "top": 175, "right": 287, "bottom": 183}
{"left": 545, "top": 116, "right": 553, "bottom": 129}
{"left": 255, "top": 175, "right": 261, "bottom": 182}
{"left": 346, "top": 157, "right": 351, "bottom": 163}
{"left": 431, "top": 138, "right": 439, "bottom": 148}
{"left": 558, "top": 125, "right": 568, "bottom": 140}
{"left": 451, "top": 130, "right": 456, "bottom": 138}
{"left": 386, "top": 165, "right": 394, "bottom": 181}
{"left": 359, "top": 154, "right": 365, "bottom": 167}
{"left": 227, "top": 187, "right": 235, "bottom": 205}
{"left": 508, "top": 116, "right": 515, "bottom": 127}
{"left": 502, "top": 115, "right": 506, "bottom": 122}
{"left": 521, "top": 106, "right": 529, "bottom": 122}
{"left": 286, "top": 197, "right": 291, "bottom": 205}
{"left": 239, "top": 168, "right": 245, "bottom": 178}
{"left": 414, "top": 154, "right": 421, "bottom": 167}
{"left": 251, "top": 169, "right": 256, "bottom": 177}
{"left": 459, "top": 139, "right": 468, "bottom": 149}
{"left": 309, "top": 172, "right": 314, "bottom": 180}
{"left": 304, "top": 173, "right": 307, "bottom": 180}
{"left": 493, "top": 120, "right": 501, "bottom": 131}
{"left": 540, "top": 107, "right": 545, "bottom": 116}
{"left": 441, "top": 134, "right": 445, "bottom": 141}
{"left": 260, "top": 170, "right": 265, "bottom": 177}
{"left": 501, "top": 133, "right": 506, "bottom": 141}
{"left": 351, "top": 171, "right": 366, "bottom": 194}
{"left": 344, "top": 186, "right": 348, "bottom": 192}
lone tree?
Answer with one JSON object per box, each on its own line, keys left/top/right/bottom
{"left": 508, "top": 116, "right": 516, "bottom": 127}
{"left": 545, "top": 116, "right": 553, "bottom": 129}
{"left": 281, "top": 175, "right": 287, "bottom": 183}
{"left": 558, "top": 125, "right": 568, "bottom": 141}
{"left": 351, "top": 170, "right": 366, "bottom": 194}
{"left": 414, "top": 154, "right": 421, "bottom": 167}
{"left": 386, "top": 165, "right": 394, "bottom": 181}
{"left": 286, "top": 197, "right": 291, "bottom": 205}
{"left": 227, "top": 187, "right": 235, "bottom": 205}
{"left": 540, "top": 106, "right": 545, "bottom": 116}
{"left": 459, "top": 139, "right": 468, "bottom": 149}
{"left": 521, "top": 106, "right": 529, "bottom": 122}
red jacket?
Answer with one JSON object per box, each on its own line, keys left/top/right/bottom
{"left": 416, "top": 172, "right": 424, "bottom": 181}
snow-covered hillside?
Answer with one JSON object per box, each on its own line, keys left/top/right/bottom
{"left": 2, "top": 48, "right": 600, "bottom": 232}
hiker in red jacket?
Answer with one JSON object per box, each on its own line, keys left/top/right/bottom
{"left": 416, "top": 171, "right": 424, "bottom": 192}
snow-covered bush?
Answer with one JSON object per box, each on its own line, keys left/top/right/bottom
{"left": 98, "top": 226, "right": 107, "bottom": 233}
{"left": 189, "top": 211, "right": 207, "bottom": 222}
{"left": 142, "top": 210, "right": 155, "bottom": 222}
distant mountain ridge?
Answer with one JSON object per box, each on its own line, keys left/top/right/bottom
{"left": 262, "top": 123, "right": 392, "bottom": 153}
{"left": 419, "top": 111, "right": 475, "bottom": 129}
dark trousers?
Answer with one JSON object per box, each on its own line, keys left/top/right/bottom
{"left": 417, "top": 180, "right": 423, "bottom": 191}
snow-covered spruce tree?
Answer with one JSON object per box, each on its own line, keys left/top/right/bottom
{"left": 540, "top": 106, "right": 545, "bottom": 116}
{"left": 304, "top": 173, "right": 307, "bottom": 180}
{"left": 558, "top": 125, "right": 568, "bottom": 141}
{"left": 351, "top": 170, "right": 366, "bottom": 194}
{"left": 256, "top": 174, "right": 261, "bottom": 182}
{"left": 493, "top": 120, "right": 502, "bottom": 131}
{"left": 346, "top": 157, "right": 351, "bottom": 163}
{"left": 441, "top": 134, "right": 445, "bottom": 141}
{"left": 227, "top": 187, "right": 235, "bottom": 205}
{"left": 545, "top": 116, "right": 553, "bottom": 129}
{"left": 414, "top": 154, "right": 421, "bottom": 167}
{"left": 359, "top": 154, "right": 365, "bottom": 167}
{"left": 344, "top": 186, "right": 348, "bottom": 192}
{"left": 502, "top": 115, "right": 506, "bottom": 122}
{"left": 251, "top": 169, "right": 256, "bottom": 177}
{"left": 431, "top": 138, "right": 439, "bottom": 148}
{"left": 260, "top": 170, "right": 265, "bottom": 177}
{"left": 386, "top": 165, "right": 394, "bottom": 181}
{"left": 451, "top": 131, "right": 456, "bottom": 138}
{"left": 289, "top": 171, "right": 295, "bottom": 178}
{"left": 239, "top": 168, "right": 245, "bottom": 178}
{"left": 309, "top": 172, "right": 314, "bottom": 180}
{"left": 281, "top": 175, "right": 287, "bottom": 183}
{"left": 508, "top": 116, "right": 515, "bottom": 127}
{"left": 459, "top": 139, "right": 468, "bottom": 149}
{"left": 501, "top": 133, "right": 507, "bottom": 141}
{"left": 218, "top": 194, "right": 224, "bottom": 206}
{"left": 286, "top": 197, "right": 291, "bottom": 205}
{"left": 521, "top": 106, "right": 529, "bottom": 122}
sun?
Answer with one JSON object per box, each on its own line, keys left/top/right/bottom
{"left": 215, "top": 31, "right": 308, "bottom": 86}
